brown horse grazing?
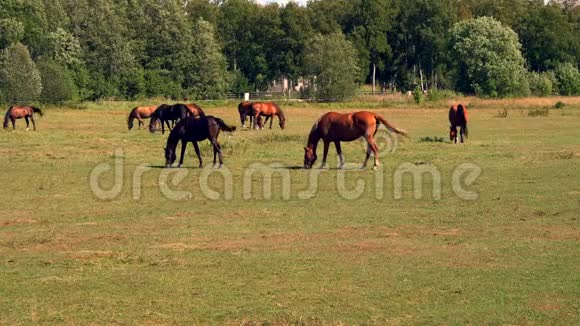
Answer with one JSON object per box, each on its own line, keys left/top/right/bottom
{"left": 164, "top": 116, "right": 236, "bottom": 168}
{"left": 186, "top": 103, "right": 205, "bottom": 118}
{"left": 128, "top": 106, "right": 157, "bottom": 130}
{"left": 449, "top": 104, "right": 469, "bottom": 143}
{"left": 4, "top": 106, "right": 44, "bottom": 131}
{"left": 251, "top": 102, "right": 286, "bottom": 130}
{"left": 304, "top": 111, "right": 407, "bottom": 170}
{"left": 238, "top": 101, "right": 254, "bottom": 128}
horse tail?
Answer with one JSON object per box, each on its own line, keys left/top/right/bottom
{"left": 457, "top": 104, "right": 468, "bottom": 138}
{"left": 214, "top": 117, "right": 237, "bottom": 132}
{"left": 128, "top": 107, "right": 137, "bottom": 130}
{"left": 374, "top": 114, "right": 408, "bottom": 137}
{"left": 31, "top": 106, "right": 44, "bottom": 116}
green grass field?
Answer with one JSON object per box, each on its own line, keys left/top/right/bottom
{"left": 1, "top": 98, "right": 579, "bottom": 324}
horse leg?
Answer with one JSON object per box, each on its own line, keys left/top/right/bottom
{"left": 335, "top": 141, "right": 344, "bottom": 170}
{"left": 319, "top": 141, "right": 330, "bottom": 169}
{"left": 138, "top": 118, "right": 143, "bottom": 129}
{"left": 460, "top": 125, "right": 465, "bottom": 143}
{"left": 269, "top": 115, "right": 273, "bottom": 129}
{"left": 211, "top": 139, "right": 223, "bottom": 168}
{"left": 366, "top": 136, "right": 380, "bottom": 169}
{"left": 178, "top": 140, "right": 187, "bottom": 168}
{"left": 11, "top": 117, "right": 16, "bottom": 130}
{"left": 193, "top": 142, "right": 203, "bottom": 168}
{"left": 25, "top": 117, "right": 30, "bottom": 131}
{"left": 362, "top": 144, "right": 372, "bottom": 169}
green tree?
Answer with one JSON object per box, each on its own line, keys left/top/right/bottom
{"left": 188, "top": 19, "right": 229, "bottom": 99}
{"left": 450, "top": 16, "right": 529, "bottom": 97}
{"left": 37, "top": 59, "right": 78, "bottom": 103}
{"left": 517, "top": 2, "right": 577, "bottom": 71}
{"left": 0, "top": 18, "right": 24, "bottom": 49}
{"left": 0, "top": 42, "right": 42, "bottom": 102}
{"left": 528, "top": 71, "right": 553, "bottom": 97}
{"left": 554, "top": 62, "right": 580, "bottom": 95}
{"left": 348, "top": 0, "right": 395, "bottom": 92}
{"left": 304, "top": 33, "right": 361, "bottom": 101}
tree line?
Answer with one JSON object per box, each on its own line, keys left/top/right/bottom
{"left": 0, "top": 0, "right": 578, "bottom": 103}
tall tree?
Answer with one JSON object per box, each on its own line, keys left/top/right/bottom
{"left": 0, "top": 42, "right": 43, "bottom": 102}
{"left": 304, "top": 33, "right": 361, "bottom": 100}
{"left": 348, "top": 0, "right": 395, "bottom": 93}
{"left": 188, "top": 19, "right": 229, "bottom": 99}
{"left": 450, "top": 17, "right": 529, "bottom": 97}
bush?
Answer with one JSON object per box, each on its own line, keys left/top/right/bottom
{"left": 450, "top": 17, "right": 529, "bottom": 97}
{"left": 554, "top": 101, "right": 565, "bottom": 109}
{"left": 0, "top": 43, "right": 42, "bottom": 102}
{"left": 412, "top": 86, "right": 425, "bottom": 104}
{"left": 496, "top": 108, "right": 509, "bottom": 118}
{"left": 37, "top": 59, "right": 78, "bottom": 103}
{"left": 554, "top": 63, "right": 580, "bottom": 95}
{"left": 528, "top": 72, "right": 553, "bottom": 97}
{"left": 427, "top": 89, "right": 459, "bottom": 101}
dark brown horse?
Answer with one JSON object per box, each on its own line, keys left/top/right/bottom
{"left": 304, "top": 111, "right": 407, "bottom": 170}
{"left": 128, "top": 105, "right": 157, "bottom": 130}
{"left": 449, "top": 104, "right": 469, "bottom": 143}
{"left": 251, "top": 102, "right": 286, "bottom": 130}
{"left": 238, "top": 101, "right": 254, "bottom": 128}
{"left": 4, "top": 105, "right": 43, "bottom": 131}
{"left": 149, "top": 104, "right": 192, "bottom": 134}
{"left": 164, "top": 116, "right": 236, "bottom": 168}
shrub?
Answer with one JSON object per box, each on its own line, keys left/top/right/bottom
{"left": 554, "top": 101, "right": 565, "bottom": 109}
{"left": 528, "top": 108, "right": 549, "bottom": 117}
{"left": 37, "top": 59, "right": 78, "bottom": 103}
{"left": 450, "top": 17, "right": 529, "bottom": 97}
{"left": 0, "top": 43, "right": 42, "bottom": 102}
{"left": 412, "top": 86, "right": 425, "bottom": 104}
{"left": 528, "top": 72, "right": 553, "bottom": 97}
{"left": 554, "top": 63, "right": 580, "bottom": 95}
{"left": 496, "top": 108, "right": 509, "bottom": 118}
{"left": 427, "top": 89, "right": 459, "bottom": 101}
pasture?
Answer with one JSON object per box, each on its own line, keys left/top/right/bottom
{"left": 1, "top": 98, "right": 579, "bottom": 324}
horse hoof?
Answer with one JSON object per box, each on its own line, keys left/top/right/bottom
{"left": 177, "top": 165, "right": 182, "bottom": 168}
{"left": 373, "top": 166, "right": 378, "bottom": 171}
{"left": 26, "top": 128, "right": 29, "bottom": 131}
{"left": 338, "top": 166, "right": 345, "bottom": 170}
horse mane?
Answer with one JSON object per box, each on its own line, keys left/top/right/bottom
{"left": 307, "top": 120, "right": 320, "bottom": 147}
{"left": 273, "top": 103, "right": 285, "bottom": 120}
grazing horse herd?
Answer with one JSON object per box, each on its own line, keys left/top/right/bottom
{"left": 3, "top": 101, "right": 469, "bottom": 169}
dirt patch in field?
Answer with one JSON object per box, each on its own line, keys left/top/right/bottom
{"left": 154, "top": 225, "right": 464, "bottom": 257}
{"left": 1, "top": 218, "right": 39, "bottom": 227}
